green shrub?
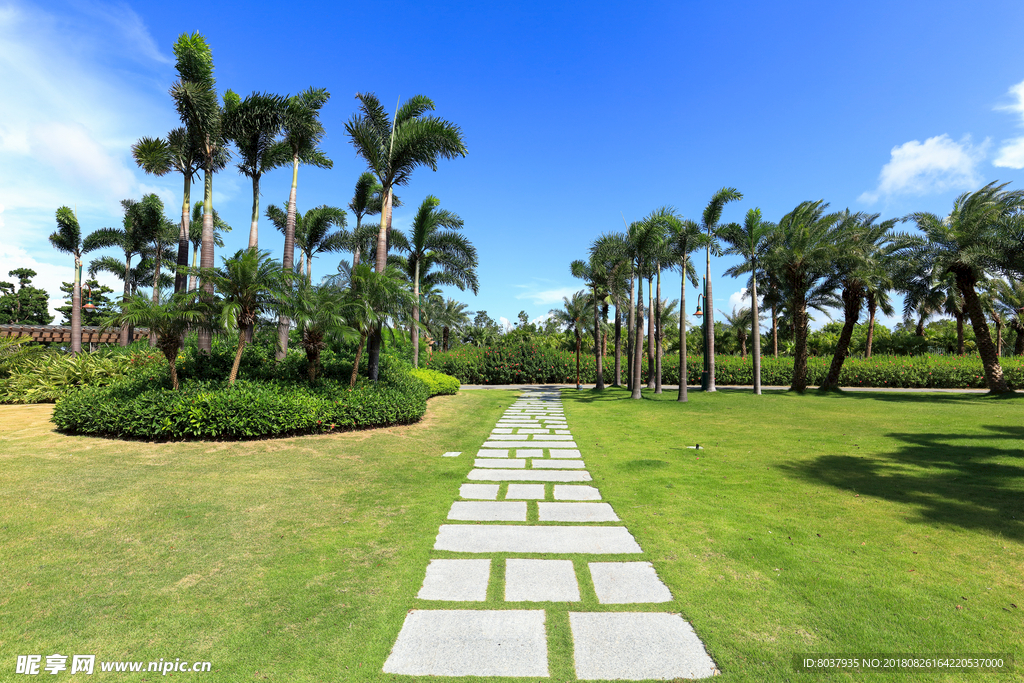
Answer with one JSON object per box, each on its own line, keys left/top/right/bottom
{"left": 0, "top": 349, "right": 164, "bottom": 404}
{"left": 410, "top": 368, "right": 460, "bottom": 395}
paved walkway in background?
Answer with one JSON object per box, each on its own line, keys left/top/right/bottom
{"left": 383, "top": 389, "right": 718, "bottom": 680}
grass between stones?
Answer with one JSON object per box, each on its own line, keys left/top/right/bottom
{"left": 1, "top": 388, "right": 1022, "bottom": 682}
{"left": 564, "top": 386, "right": 1024, "bottom": 682}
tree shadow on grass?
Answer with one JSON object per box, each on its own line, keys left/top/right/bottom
{"left": 779, "top": 425, "right": 1024, "bottom": 541}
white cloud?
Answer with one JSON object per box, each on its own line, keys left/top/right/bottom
{"left": 994, "top": 79, "right": 1024, "bottom": 168}
{"left": 728, "top": 288, "right": 750, "bottom": 311}
{"left": 514, "top": 281, "right": 581, "bottom": 306}
{"left": 530, "top": 312, "right": 553, "bottom": 326}
{"left": 859, "top": 134, "right": 988, "bottom": 203}
{"left": 498, "top": 316, "right": 512, "bottom": 331}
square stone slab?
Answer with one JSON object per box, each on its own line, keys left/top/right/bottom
{"left": 467, "top": 469, "right": 592, "bottom": 482}
{"left": 515, "top": 449, "right": 544, "bottom": 458}
{"left": 383, "top": 609, "right": 548, "bottom": 677}
{"left": 417, "top": 559, "right": 490, "bottom": 601}
{"left": 549, "top": 449, "right": 582, "bottom": 458}
{"left": 460, "top": 483, "right": 499, "bottom": 500}
{"left": 538, "top": 502, "right": 619, "bottom": 522}
{"left": 482, "top": 441, "right": 578, "bottom": 449}
{"left": 477, "top": 449, "right": 509, "bottom": 458}
{"left": 448, "top": 501, "right": 527, "bottom": 522}
{"left": 531, "top": 460, "right": 586, "bottom": 469}
{"left": 505, "top": 559, "right": 580, "bottom": 602}
{"left": 442, "top": 452, "right": 461, "bottom": 458}
{"left": 589, "top": 562, "right": 673, "bottom": 603}
{"left": 505, "top": 483, "right": 546, "bottom": 499}
{"left": 569, "top": 612, "right": 717, "bottom": 680}
{"left": 475, "top": 458, "right": 525, "bottom": 468}
{"left": 435, "top": 525, "right": 642, "bottom": 554}
{"left": 553, "top": 485, "right": 602, "bottom": 500}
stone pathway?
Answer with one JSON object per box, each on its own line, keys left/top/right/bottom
{"left": 383, "top": 389, "right": 719, "bottom": 680}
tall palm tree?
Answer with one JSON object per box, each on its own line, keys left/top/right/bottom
{"left": 277, "top": 281, "right": 353, "bottom": 382}
{"left": 273, "top": 87, "right": 333, "bottom": 359}
{"left": 268, "top": 203, "right": 349, "bottom": 282}
{"left": 570, "top": 257, "right": 608, "bottom": 390}
{"left": 763, "top": 200, "right": 842, "bottom": 392}
{"left": 721, "top": 208, "right": 773, "bottom": 394}
{"left": 105, "top": 292, "right": 211, "bottom": 389}
{"left": 83, "top": 196, "right": 165, "bottom": 345}
{"left": 391, "top": 196, "right": 477, "bottom": 367}
{"left": 622, "top": 217, "right": 664, "bottom": 399}
{"left": 343, "top": 264, "right": 415, "bottom": 386}
{"left": 170, "top": 32, "right": 229, "bottom": 353}
{"left": 718, "top": 307, "right": 754, "bottom": 358}
{"left": 222, "top": 90, "right": 288, "bottom": 250}
{"left": 187, "top": 200, "right": 232, "bottom": 292}
{"left": 550, "top": 291, "right": 595, "bottom": 389}
{"left": 660, "top": 210, "right": 703, "bottom": 401}
{"left": 903, "top": 181, "right": 1024, "bottom": 392}
{"left": 697, "top": 188, "right": 743, "bottom": 391}
{"left": 590, "top": 233, "right": 632, "bottom": 388}
{"left": 434, "top": 298, "right": 471, "bottom": 351}
{"left": 195, "top": 249, "right": 284, "bottom": 385}
{"left": 346, "top": 172, "right": 400, "bottom": 267}
{"left": 132, "top": 128, "right": 203, "bottom": 293}
{"left": 346, "top": 93, "right": 467, "bottom": 379}
{"left": 49, "top": 207, "right": 99, "bottom": 355}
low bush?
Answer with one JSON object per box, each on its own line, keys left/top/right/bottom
{"left": 0, "top": 349, "right": 164, "bottom": 404}
{"left": 410, "top": 368, "right": 460, "bottom": 395}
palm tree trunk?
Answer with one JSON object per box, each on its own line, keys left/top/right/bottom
{"left": 229, "top": 331, "right": 246, "bottom": 386}
{"left": 916, "top": 315, "right": 925, "bottom": 337}
{"left": 1014, "top": 322, "right": 1024, "bottom": 356}
{"left": 956, "top": 273, "right": 1007, "bottom": 392}
{"left": 631, "top": 279, "right": 644, "bottom": 399}
{"left": 169, "top": 356, "right": 179, "bottom": 390}
{"left": 627, "top": 278, "right": 635, "bottom": 391}
{"left": 593, "top": 284, "right": 604, "bottom": 390}
{"left": 350, "top": 332, "right": 365, "bottom": 387}
{"left": 189, "top": 245, "right": 200, "bottom": 293}
{"left": 823, "top": 286, "right": 862, "bottom": 390}
{"left": 277, "top": 155, "right": 300, "bottom": 360}
{"left": 771, "top": 302, "right": 778, "bottom": 357}
{"left": 706, "top": 246, "right": 716, "bottom": 392}
{"left": 175, "top": 174, "right": 191, "bottom": 293}
{"left": 679, "top": 265, "right": 688, "bottom": 402}
{"left": 120, "top": 256, "right": 131, "bottom": 347}
{"left": 791, "top": 294, "right": 810, "bottom": 392}
{"left": 306, "top": 254, "right": 312, "bottom": 283}
{"left": 248, "top": 175, "right": 260, "bottom": 250}
{"left": 197, "top": 169, "right": 215, "bottom": 354}
{"left": 71, "top": 257, "right": 82, "bottom": 355}
{"left": 751, "top": 275, "right": 761, "bottom": 395}
{"left": 995, "top": 318, "right": 1003, "bottom": 357}
{"left": 613, "top": 304, "right": 622, "bottom": 386}
{"left": 646, "top": 277, "right": 655, "bottom": 390}
{"left": 654, "top": 267, "right": 662, "bottom": 394}
{"left": 375, "top": 187, "right": 392, "bottom": 273}
{"left": 413, "top": 259, "right": 421, "bottom": 368}
{"left": 353, "top": 215, "right": 362, "bottom": 267}
{"left": 866, "top": 295, "right": 877, "bottom": 358}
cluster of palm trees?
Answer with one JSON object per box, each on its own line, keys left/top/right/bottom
{"left": 565, "top": 182, "right": 1024, "bottom": 397}
{"left": 49, "top": 31, "right": 478, "bottom": 385}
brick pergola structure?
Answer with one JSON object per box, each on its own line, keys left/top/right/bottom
{"left": 0, "top": 325, "right": 149, "bottom": 344}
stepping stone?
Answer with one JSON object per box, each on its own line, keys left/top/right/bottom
{"left": 517, "top": 429, "right": 551, "bottom": 434}
{"left": 475, "top": 458, "right": 525, "bottom": 468}
{"left": 589, "top": 562, "right": 673, "bottom": 603}
{"left": 538, "top": 434, "right": 574, "bottom": 440}
{"left": 441, "top": 452, "right": 461, "bottom": 458}
{"left": 505, "top": 559, "right": 580, "bottom": 602}
{"left": 448, "top": 501, "right": 527, "bottom": 522}
{"left": 383, "top": 610, "right": 548, "bottom": 677}
{"left": 482, "top": 441, "right": 578, "bottom": 449}
{"left": 488, "top": 434, "right": 528, "bottom": 440}
{"left": 460, "top": 484, "right": 499, "bottom": 500}
{"left": 530, "top": 460, "right": 586, "bottom": 469}
{"left": 505, "top": 483, "right": 546, "bottom": 499}
{"left": 467, "top": 469, "right": 592, "bottom": 482}
{"left": 477, "top": 449, "right": 509, "bottom": 458}
{"left": 555, "top": 430, "right": 572, "bottom": 435}
{"left": 491, "top": 428, "right": 513, "bottom": 434}
{"left": 435, "top": 525, "right": 642, "bottom": 554}
{"left": 553, "top": 485, "right": 602, "bottom": 500}
{"left": 538, "top": 502, "right": 619, "bottom": 522}
{"left": 417, "top": 559, "right": 490, "bottom": 601}
{"left": 550, "top": 449, "right": 582, "bottom": 458}
{"left": 514, "top": 449, "right": 544, "bottom": 458}
{"left": 568, "top": 612, "right": 717, "bottom": 680}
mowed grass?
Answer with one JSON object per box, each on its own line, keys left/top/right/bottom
{"left": 564, "top": 386, "right": 1024, "bottom": 682}
{"left": 1, "top": 387, "right": 1022, "bottom": 682}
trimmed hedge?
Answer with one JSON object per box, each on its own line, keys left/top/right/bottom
{"left": 410, "top": 368, "right": 460, "bottom": 395}
{"left": 427, "top": 345, "right": 1024, "bottom": 389}
{"left": 51, "top": 356, "right": 457, "bottom": 440}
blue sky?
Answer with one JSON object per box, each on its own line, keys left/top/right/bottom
{"left": 4, "top": 0, "right": 1024, "bottom": 330}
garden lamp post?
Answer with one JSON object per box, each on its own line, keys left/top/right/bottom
{"left": 694, "top": 281, "right": 710, "bottom": 390}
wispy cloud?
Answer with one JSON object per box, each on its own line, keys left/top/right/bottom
{"left": 513, "top": 279, "right": 581, "bottom": 306}
{"left": 859, "top": 134, "right": 988, "bottom": 204}
{"left": 993, "top": 79, "right": 1024, "bottom": 168}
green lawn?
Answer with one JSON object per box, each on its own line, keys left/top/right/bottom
{"left": 0, "top": 388, "right": 1021, "bottom": 682}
